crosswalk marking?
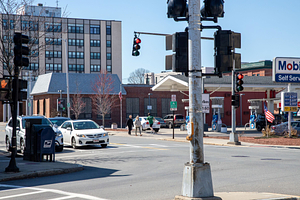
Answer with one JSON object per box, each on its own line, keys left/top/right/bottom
{"left": 0, "top": 184, "right": 109, "bottom": 200}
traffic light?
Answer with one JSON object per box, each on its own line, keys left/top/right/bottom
{"left": 214, "top": 30, "right": 241, "bottom": 76}
{"left": 200, "top": 0, "right": 224, "bottom": 18}
{"left": 167, "top": 0, "right": 188, "bottom": 21}
{"left": 13, "top": 32, "right": 30, "bottom": 67}
{"left": 165, "top": 32, "right": 188, "bottom": 76}
{"left": 231, "top": 94, "right": 240, "bottom": 108}
{"left": 57, "top": 98, "right": 65, "bottom": 112}
{"left": 18, "top": 79, "right": 27, "bottom": 101}
{"left": 0, "top": 79, "right": 11, "bottom": 101}
{"left": 132, "top": 36, "right": 141, "bottom": 56}
{"left": 236, "top": 73, "right": 244, "bottom": 92}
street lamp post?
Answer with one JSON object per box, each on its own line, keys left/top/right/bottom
{"left": 240, "top": 94, "right": 245, "bottom": 126}
{"left": 148, "top": 93, "right": 152, "bottom": 114}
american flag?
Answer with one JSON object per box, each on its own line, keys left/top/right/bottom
{"left": 264, "top": 103, "right": 275, "bottom": 123}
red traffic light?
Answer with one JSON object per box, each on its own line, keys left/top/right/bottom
{"left": 135, "top": 38, "right": 141, "bottom": 44}
{"left": 237, "top": 74, "right": 243, "bottom": 80}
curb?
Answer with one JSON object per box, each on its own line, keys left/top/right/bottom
{"left": 0, "top": 165, "right": 83, "bottom": 182}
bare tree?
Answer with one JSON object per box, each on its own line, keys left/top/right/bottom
{"left": 127, "top": 68, "right": 150, "bottom": 84}
{"left": 92, "top": 73, "right": 118, "bottom": 127}
{"left": 0, "top": 0, "right": 68, "bottom": 78}
{"left": 70, "top": 81, "right": 86, "bottom": 119}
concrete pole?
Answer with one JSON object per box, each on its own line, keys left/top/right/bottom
{"left": 179, "top": 0, "right": 216, "bottom": 198}
{"left": 228, "top": 59, "right": 240, "bottom": 145}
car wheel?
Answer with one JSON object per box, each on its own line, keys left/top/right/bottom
{"left": 20, "top": 139, "right": 25, "bottom": 155}
{"left": 71, "top": 137, "right": 77, "bottom": 149}
{"left": 5, "top": 136, "right": 11, "bottom": 152}
{"left": 55, "top": 145, "right": 64, "bottom": 152}
{"left": 256, "top": 125, "right": 262, "bottom": 131}
{"left": 101, "top": 144, "right": 107, "bottom": 148}
{"left": 169, "top": 123, "right": 172, "bottom": 129}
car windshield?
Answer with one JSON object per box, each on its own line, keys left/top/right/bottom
{"left": 49, "top": 118, "right": 69, "bottom": 126}
{"left": 73, "top": 121, "right": 100, "bottom": 130}
{"left": 175, "top": 115, "right": 184, "bottom": 119}
{"left": 22, "top": 118, "right": 52, "bottom": 129}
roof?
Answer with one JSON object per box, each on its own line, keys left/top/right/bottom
{"left": 152, "top": 74, "right": 297, "bottom": 92}
{"left": 31, "top": 73, "right": 126, "bottom": 95}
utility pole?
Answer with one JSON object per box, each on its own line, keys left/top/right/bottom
{"left": 179, "top": 0, "right": 216, "bottom": 198}
{"left": 64, "top": 39, "right": 70, "bottom": 118}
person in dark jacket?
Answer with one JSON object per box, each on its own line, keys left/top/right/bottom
{"left": 126, "top": 115, "right": 133, "bottom": 135}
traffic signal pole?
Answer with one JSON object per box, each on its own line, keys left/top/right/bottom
{"left": 177, "top": 0, "right": 218, "bottom": 199}
{"left": 228, "top": 50, "right": 241, "bottom": 145}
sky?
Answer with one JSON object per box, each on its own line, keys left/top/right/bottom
{"left": 43, "top": 0, "right": 300, "bottom": 83}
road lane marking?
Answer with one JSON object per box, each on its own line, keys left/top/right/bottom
{"left": 0, "top": 184, "right": 109, "bottom": 200}
{"left": 0, "top": 190, "right": 46, "bottom": 199}
{"left": 110, "top": 143, "right": 168, "bottom": 150}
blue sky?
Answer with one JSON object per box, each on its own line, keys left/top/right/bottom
{"left": 48, "top": 0, "right": 300, "bottom": 83}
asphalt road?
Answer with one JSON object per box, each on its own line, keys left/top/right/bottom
{"left": 0, "top": 126, "right": 299, "bottom": 200}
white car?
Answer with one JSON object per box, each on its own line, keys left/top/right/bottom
{"left": 59, "top": 119, "right": 109, "bottom": 148}
{"left": 5, "top": 115, "right": 64, "bottom": 153}
{"left": 133, "top": 116, "right": 161, "bottom": 132}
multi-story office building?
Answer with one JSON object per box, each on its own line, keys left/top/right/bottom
{"left": 0, "top": 4, "right": 122, "bottom": 121}
{"left": 1, "top": 3, "right": 122, "bottom": 81}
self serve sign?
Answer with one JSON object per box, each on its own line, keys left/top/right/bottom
{"left": 272, "top": 57, "right": 300, "bottom": 82}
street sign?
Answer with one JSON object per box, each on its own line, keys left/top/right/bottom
{"left": 202, "top": 93, "right": 210, "bottom": 113}
{"left": 281, "top": 92, "right": 298, "bottom": 112}
{"left": 170, "top": 101, "right": 177, "bottom": 111}
{"left": 273, "top": 57, "right": 300, "bottom": 83}
{"left": 171, "top": 94, "right": 176, "bottom": 101}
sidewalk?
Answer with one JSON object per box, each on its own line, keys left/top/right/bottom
{"left": 0, "top": 127, "right": 299, "bottom": 200}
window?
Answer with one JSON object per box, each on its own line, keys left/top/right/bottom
{"left": 106, "top": 40, "right": 111, "bottom": 47}
{"left": 91, "top": 65, "right": 101, "bottom": 72}
{"left": 3, "top": 35, "right": 13, "bottom": 42}
{"left": 107, "top": 65, "right": 112, "bottom": 72}
{"left": 30, "top": 50, "right": 39, "bottom": 57}
{"left": 30, "top": 38, "right": 39, "bottom": 45}
{"left": 68, "top": 52, "right": 84, "bottom": 59}
{"left": 3, "top": 20, "right": 8, "bottom": 29}
{"left": 90, "top": 25, "right": 100, "bottom": 34}
{"left": 46, "top": 51, "right": 61, "bottom": 58}
{"left": 144, "top": 98, "right": 157, "bottom": 116}
{"left": 24, "top": 63, "right": 39, "bottom": 70}
{"left": 46, "top": 64, "right": 62, "bottom": 71}
{"left": 68, "top": 24, "right": 84, "bottom": 33}
{"left": 69, "top": 39, "right": 84, "bottom": 46}
{"left": 21, "top": 20, "right": 29, "bottom": 30}
{"left": 29, "top": 21, "right": 38, "bottom": 31}
{"left": 90, "top": 40, "right": 100, "bottom": 47}
{"left": 107, "top": 53, "right": 111, "bottom": 60}
{"left": 91, "top": 52, "right": 100, "bottom": 59}
{"left": 46, "top": 38, "right": 61, "bottom": 45}
{"left": 126, "top": 98, "right": 140, "bottom": 119}
{"left": 45, "top": 23, "right": 61, "bottom": 32}
{"left": 162, "top": 98, "right": 172, "bottom": 117}
{"left": 78, "top": 98, "right": 92, "bottom": 119}
{"left": 106, "top": 25, "right": 111, "bottom": 35}
{"left": 68, "top": 64, "right": 84, "bottom": 72}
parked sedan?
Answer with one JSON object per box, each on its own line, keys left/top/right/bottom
{"left": 154, "top": 117, "right": 167, "bottom": 128}
{"left": 270, "top": 121, "right": 300, "bottom": 136}
{"left": 133, "top": 117, "right": 161, "bottom": 132}
{"left": 5, "top": 115, "right": 64, "bottom": 153}
{"left": 59, "top": 119, "right": 109, "bottom": 148}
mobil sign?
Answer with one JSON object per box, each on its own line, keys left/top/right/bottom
{"left": 273, "top": 57, "right": 300, "bottom": 82}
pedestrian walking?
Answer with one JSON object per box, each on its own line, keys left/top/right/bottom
{"left": 126, "top": 115, "right": 133, "bottom": 135}
{"left": 147, "top": 113, "right": 155, "bottom": 133}
{"left": 134, "top": 116, "right": 142, "bottom": 136}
